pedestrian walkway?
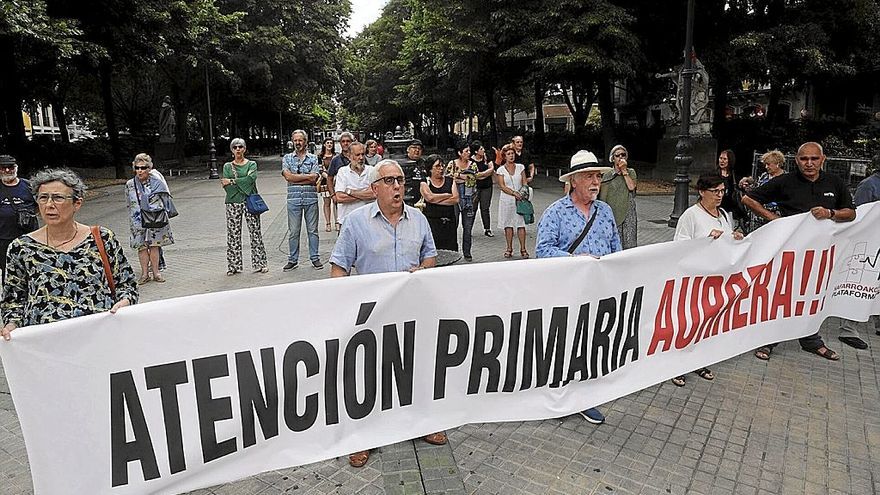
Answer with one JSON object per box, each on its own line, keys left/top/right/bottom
{"left": 1, "top": 159, "right": 878, "bottom": 495}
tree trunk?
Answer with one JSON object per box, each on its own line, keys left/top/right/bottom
{"left": 765, "top": 80, "right": 783, "bottom": 129}
{"left": 711, "top": 68, "right": 729, "bottom": 146}
{"left": 99, "top": 60, "right": 125, "bottom": 178}
{"left": 533, "top": 80, "right": 545, "bottom": 152}
{"left": 0, "top": 35, "right": 27, "bottom": 158}
{"left": 485, "top": 84, "right": 498, "bottom": 148}
{"left": 598, "top": 78, "right": 616, "bottom": 154}
{"left": 50, "top": 96, "right": 70, "bottom": 144}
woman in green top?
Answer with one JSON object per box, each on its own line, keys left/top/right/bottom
{"left": 599, "top": 144, "right": 638, "bottom": 249}
{"left": 220, "top": 138, "right": 268, "bottom": 275}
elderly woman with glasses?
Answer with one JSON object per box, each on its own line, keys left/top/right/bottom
{"left": 220, "top": 138, "right": 268, "bottom": 276}
{"left": 669, "top": 173, "right": 744, "bottom": 385}
{"left": 1, "top": 169, "right": 138, "bottom": 341}
{"left": 125, "top": 153, "right": 175, "bottom": 284}
{"left": 599, "top": 145, "right": 638, "bottom": 249}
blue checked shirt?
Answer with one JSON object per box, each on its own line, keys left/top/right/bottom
{"left": 330, "top": 203, "right": 437, "bottom": 275}
{"left": 536, "top": 195, "right": 621, "bottom": 258}
{"left": 282, "top": 152, "right": 320, "bottom": 205}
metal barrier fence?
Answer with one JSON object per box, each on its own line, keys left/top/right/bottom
{"left": 749, "top": 152, "right": 871, "bottom": 190}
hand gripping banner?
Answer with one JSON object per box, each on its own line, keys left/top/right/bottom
{"left": 2, "top": 203, "right": 879, "bottom": 494}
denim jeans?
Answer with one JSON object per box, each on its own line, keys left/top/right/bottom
{"left": 457, "top": 184, "right": 475, "bottom": 257}
{"left": 287, "top": 200, "right": 320, "bottom": 263}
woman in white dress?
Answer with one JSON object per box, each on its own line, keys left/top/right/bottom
{"left": 495, "top": 144, "right": 530, "bottom": 258}
{"left": 671, "top": 173, "right": 743, "bottom": 387}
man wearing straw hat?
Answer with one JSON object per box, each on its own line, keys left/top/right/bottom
{"left": 535, "top": 150, "right": 622, "bottom": 424}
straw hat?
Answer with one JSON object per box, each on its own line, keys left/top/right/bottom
{"left": 559, "top": 150, "right": 611, "bottom": 182}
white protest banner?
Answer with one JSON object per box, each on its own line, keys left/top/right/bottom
{"left": 1, "top": 203, "right": 879, "bottom": 495}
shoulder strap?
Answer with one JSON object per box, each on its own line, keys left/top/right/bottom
{"left": 91, "top": 225, "right": 116, "bottom": 300}
{"left": 567, "top": 205, "right": 598, "bottom": 254}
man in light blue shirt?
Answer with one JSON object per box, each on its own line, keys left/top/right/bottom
{"left": 329, "top": 159, "right": 442, "bottom": 468}
{"left": 281, "top": 130, "right": 322, "bottom": 270}
{"left": 330, "top": 160, "right": 437, "bottom": 276}
{"left": 536, "top": 149, "right": 620, "bottom": 426}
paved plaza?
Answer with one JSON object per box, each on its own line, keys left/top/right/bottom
{"left": 1, "top": 157, "right": 879, "bottom": 495}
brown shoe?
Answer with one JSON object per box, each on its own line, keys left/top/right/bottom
{"left": 424, "top": 432, "right": 447, "bottom": 445}
{"left": 348, "top": 450, "right": 369, "bottom": 468}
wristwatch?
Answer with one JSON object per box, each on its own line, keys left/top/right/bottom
{"left": 828, "top": 208, "right": 835, "bottom": 219}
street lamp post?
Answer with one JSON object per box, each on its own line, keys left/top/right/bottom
{"left": 205, "top": 65, "right": 219, "bottom": 179}
{"left": 668, "top": 0, "right": 696, "bottom": 227}
{"left": 279, "top": 110, "right": 284, "bottom": 157}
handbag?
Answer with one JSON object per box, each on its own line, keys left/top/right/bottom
{"left": 134, "top": 179, "right": 169, "bottom": 228}
{"left": 230, "top": 163, "right": 269, "bottom": 215}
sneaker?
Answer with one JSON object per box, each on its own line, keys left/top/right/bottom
{"left": 485, "top": 229, "right": 494, "bottom": 237}
{"left": 311, "top": 259, "right": 324, "bottom": 270}
{"left": 464, "top": 255, "right": 473, "bottom": 261}
{"left": 579, "top": 407, "right": 605, "bottom": 425}
{"left": 283, "top": 262, "right": 298, "bottom": 271}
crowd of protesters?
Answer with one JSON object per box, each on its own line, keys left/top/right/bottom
{"left": 1, "top": 131, "right": 879, "bottom": 471}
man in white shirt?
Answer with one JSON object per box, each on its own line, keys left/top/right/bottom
{"left": 334, "top": 142, "right": 375, "bottom": 224}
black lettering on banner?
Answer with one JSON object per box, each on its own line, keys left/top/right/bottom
{"left": 235, "top": 348, "right": 279, "bottom": 449}
{"left": 282, "top": 342, "right": 319, "bottom": 432}
{"left": 565, "top": 303, "right": 591, "bottom": 384}
{"left": 619, "top": 287, "right": 642, "bottom": 366}
{"left": 110, "top": 371, "right": 160, "bottom": 487}
{"left": 521, "top": 308, "right": 568, "bottom": 390}
{"left": 591, "top": 298, "right": 616, "bottom": 377}
{"left": 468, "top": 315, "right": 504, "bottom": 394}
{"left": 434, "top": 319, "right": 469, "bottom": 400}
{"left": 501, "top": 312, "right": 522, "bottom": 393}
{"left": 381, "top": 321, "right": 414, "bottom": 410}
{"left": 143, "top": 361, "right": 188, "bottom": 475}
{"left": 193, "top": 355, "right": 237, "bottom": 463}
{"left": 324, "top": 339, "right": 340, "bottom": 425}
{"left": 343, "top": 329, "right": 378, "bottom": 420}
{"left": 610, "top": 291, "right": 628, "bottom": 372}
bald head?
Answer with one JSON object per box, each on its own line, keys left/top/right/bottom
{"left": 795, "top": 141, "right": 825, "bottom": 181}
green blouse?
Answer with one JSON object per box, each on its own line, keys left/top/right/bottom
{"left": 222, "top": 160, "right": 259, "bottom": 204}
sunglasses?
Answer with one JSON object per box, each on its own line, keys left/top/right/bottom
{"left": 375, "top": 175, "right": 406, "bottom": 185}
{"left": 232, "top": 145, "right": 245, "bottom": 150}
{"left": 134, "top": 166, "right": 151, "bottom": 171}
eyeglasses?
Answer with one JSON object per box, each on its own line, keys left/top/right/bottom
{"left": 375, "top": 175, "right": 406, "bottom": 185}
{"left": 232, "top": 145, "right": 245, "bottom": 150}
{"left": 134, "top": 166, "right": 151, "bottom": 171}
{"left": 0, "top": 165, "right": 16, "bottom": 170}
{"left": 705, "top": 187, "right": 726, "bottom": 195}
{"left": 614, "top": 153, "right": 628, "bottom": 158}
{"left": 36, "top": 193, "right": 75, "bottom": 204}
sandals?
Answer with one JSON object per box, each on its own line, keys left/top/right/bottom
{"left": 696, "top": 368, "right": 714, "bottom": 380}
{"left": 325, "top": 222, "right": 332, "bottom": 232}
{"left": 348, "top": 450, "right": 369, "bottom": 468}
{"left": 152, "top": 275, "right": 166, "bottom": 283}
{"left": 806, "top": 346, "right": 840, "bottom": 361}
{"left": 503, "top": 249, "right": 513, "bottom": 258}
{"left": 755, "top": 346, "right": 772, "bottom": 361}
{"left": 671, "top": 376, "right": 686, "bottom": 387}
{"left": 138, "top": 274, "right": 151, "bottom": 284}
{"left": 424, "top": 431, "right": 448, "bottom": 445}
{"left": 520, "top": 249, "right": 530, "bottom": 259}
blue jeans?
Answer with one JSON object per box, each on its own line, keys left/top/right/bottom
{"left": 287, "top": 201, "right": 320, "bottom": 263}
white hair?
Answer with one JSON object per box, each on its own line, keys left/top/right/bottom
{"left": 291, "top": 129, "right": 308, "bottom": 141}
{"left": 368, "top": 159, "right": 404, "bottom": 183}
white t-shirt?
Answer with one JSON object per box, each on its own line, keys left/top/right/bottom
{"left": 335, "top": 164, "right": 375, "bottom": 224}
{"left": 674, "top": 203, "right": 735, "bottom": 241}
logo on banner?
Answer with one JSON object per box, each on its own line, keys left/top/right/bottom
{"left": 832, "top": 241, "right": 880, "bottom": 300}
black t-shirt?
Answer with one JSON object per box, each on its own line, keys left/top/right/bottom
{"left": 516, "top": 150, "right": 533, "bottom": 168}
{"left": 0, "top": 180, "right": 37, "bottom": 240}
{"left": 328, "top": 153, "right": 350, "bottom": 177}
{"left": 747, "top": 170, "right": 854, "bottom": 217}
{"left": 472, "top": 158, "right": 493, "bottom": 189}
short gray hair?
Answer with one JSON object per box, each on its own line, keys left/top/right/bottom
{"left": 368, "top": 159, "right": 404, "bottom": 183}
{"left": 30, "top": 168, "right": 87, "bottom": 199}
{"left": 230, "top": 138, "right": 247, "bottom": 151}
{"left": 132, "top": 152, "right": 153, "bottom": 167}
{"left": 339, "top": 131, "right": 354, "bottom": 142}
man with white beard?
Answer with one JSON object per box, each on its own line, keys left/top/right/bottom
{"left": 0, "top": 155, "right": 37, "bottom": 283}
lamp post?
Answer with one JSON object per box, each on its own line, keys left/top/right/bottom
{"left": 668, "top": 0, "right": 696, "bottom": 227}
{"left": 205, "top": 65, "right": 219, "bottom": 179}
{"left": 279, "top": 109, "right": 284, "bottom": 157}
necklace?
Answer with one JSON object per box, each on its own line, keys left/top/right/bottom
{"left": 698, "top": 201, "right": 723, "bottom": 227}
{"left": 47, "top": 225, "right": 79, "bottom": 249}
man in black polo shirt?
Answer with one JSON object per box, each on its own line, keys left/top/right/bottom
{"left": 742, "top": 141, "right": 857, "bottom": 360}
